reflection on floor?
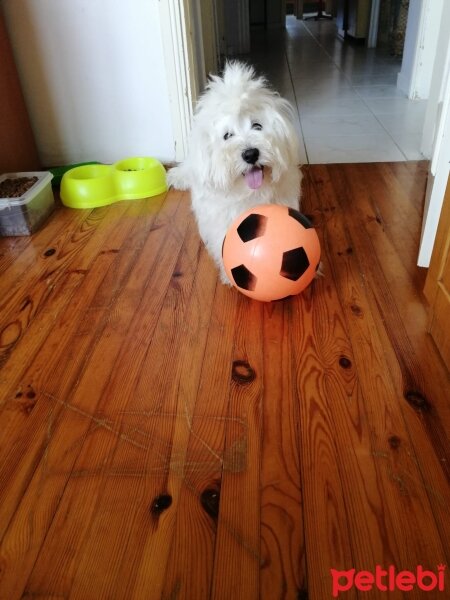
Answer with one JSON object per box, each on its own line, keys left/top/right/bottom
{"left": 247, "top": 16, "right": 428, "bottom": 164}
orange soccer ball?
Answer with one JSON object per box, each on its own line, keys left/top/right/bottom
{"left": 222, "top": 204, "right": 321, "bottom": 302}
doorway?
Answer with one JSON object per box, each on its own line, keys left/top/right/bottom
{"left": 161, "top": 0, "right": 448, "bottom": 265}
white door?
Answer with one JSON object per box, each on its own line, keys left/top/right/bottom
{"left": 418, "top": 0, "right": 450, "bottom": 267}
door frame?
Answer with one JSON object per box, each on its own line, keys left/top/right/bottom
{"left": 417, "top": 0, "right": 450, "bottom": 267}
{"left": 158, "top": 0, "right": 209, "bottom": 162}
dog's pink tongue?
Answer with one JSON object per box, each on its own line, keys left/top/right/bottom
{"left": 245, "top": 166, "right": 263, "bottom": 190}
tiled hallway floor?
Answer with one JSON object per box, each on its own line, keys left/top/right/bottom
{"left": 248, "top": 16, "right": 428, "bottom": 164}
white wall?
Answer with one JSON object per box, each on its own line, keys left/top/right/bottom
{"left": 421, "top": 0, "right": 450, "bottom": 157}
{"left": 397, "top": 0, "right": 443, "bottom": 100}
{"left": 417, "top": 0, "right": 450, "bottom": 267}
{"left": 2, "top": 0, "right": 176, "bottom": 166}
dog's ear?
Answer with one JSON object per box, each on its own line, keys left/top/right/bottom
{"left": 187, "top": 125, "right": 215, "bottom": 186}
{"left": 271, "top": 97, "right": 302, "bottom": 168}
{"left": 170, "top": 124, "right": 214, "bottom": 189}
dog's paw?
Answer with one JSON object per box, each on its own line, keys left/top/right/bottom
{"left": 315, "top": 261, "right": 325, "bottom": 278}
{"left": 166, "top": 165, "right": 189, "bottom": 190}
{"left": 219, "top": 267, "right": 232, "bottom": 287}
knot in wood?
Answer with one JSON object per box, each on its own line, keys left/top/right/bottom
{"left": 232, "top": 360, "right": 256, "bottom": 385}
{"left": 150, "top": 494, "right": 172, "bottom": 516}
{"left": 23, "top": 401, "right": 36, "bottom": 415}
{"left": 338, "top": 356, "right": 352, "bottom": 369}
{"left": 388, "top": 435, "right": 401, "bottom": 449}
{"left": 404, "top": 390, "right": 431, "bottom": 413}
{"left": 350, "top": 304, "right": 363, "bottom": 317}
{"left": 14, "top": 386, "right": 37, "bottom": 414}
{"left": 200, "top": 487, "right": 220, "bottom": 520}
{"left": 44, "top": 248, "right": 56, "bottom": 257}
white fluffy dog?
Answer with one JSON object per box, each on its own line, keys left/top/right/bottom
{"left": 167, "top": 61, "right": 302, "bottom": 283}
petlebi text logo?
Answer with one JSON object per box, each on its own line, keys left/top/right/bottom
{"left": 331, "top": 564, "right": 446, "bottom": 597}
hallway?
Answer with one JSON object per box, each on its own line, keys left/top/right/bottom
{"left": 247, "top": 16, "right": 427, "bottom": 164}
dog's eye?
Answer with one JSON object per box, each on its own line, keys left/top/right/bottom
{"left": 223, "top": 132, "right": 233, "bottom": 140}
{"left": 251, "top": 122, "right": 263, "bottom": 131}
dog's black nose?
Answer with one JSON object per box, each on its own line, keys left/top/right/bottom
{"left": 242, "top": 148, "right": 260, "bottom": 164}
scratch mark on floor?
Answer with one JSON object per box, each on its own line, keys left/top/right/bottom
{"left": 41, "top": 393, "right": 248, "bottom": 478}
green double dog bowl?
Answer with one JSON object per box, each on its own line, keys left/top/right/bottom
{"left": 60, "top": 157, "right": 167, "bottom": 209}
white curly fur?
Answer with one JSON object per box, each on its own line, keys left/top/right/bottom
{"left": 167, "top": 61, "right": 303, "bottom": 283}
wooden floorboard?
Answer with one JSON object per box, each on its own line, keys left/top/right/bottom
{"left": 0, "top": 162, "right": 448, "bottom": 599}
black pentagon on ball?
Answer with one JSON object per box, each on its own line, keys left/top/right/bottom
{"left": 237, "top": 213, "right": 268, "bottom": 243}
{"left": 231, "top": 264, "right": 257, "bottom": 291}
{"left": 280, "top": 247, "right": 310, "bottom": 281}
{"left": 288, "top": 208, "right": 313, "bottom": 229}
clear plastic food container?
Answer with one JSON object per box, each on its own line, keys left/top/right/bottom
{"left": 0, "top": 171, "right": 54, "bottom": 236}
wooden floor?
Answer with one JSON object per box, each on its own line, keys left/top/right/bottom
{"left": 0, "top": 162, "right": 449, "bottom": 599}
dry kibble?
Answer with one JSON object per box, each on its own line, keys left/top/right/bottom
{"left": 0, "top": 176, "right": 38, "bottom": 198}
